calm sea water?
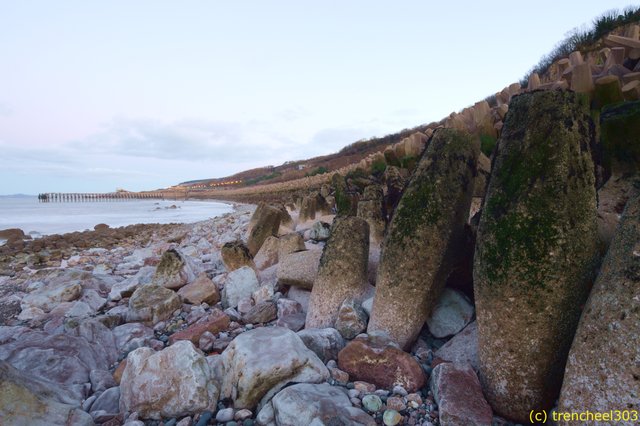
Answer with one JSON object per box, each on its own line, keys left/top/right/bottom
{"left": 0, "top": 196, "right": 233, "bottom": 238}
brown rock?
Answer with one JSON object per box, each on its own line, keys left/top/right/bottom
{"left": 430, "top": 363, "right": 493, "bottom": 426}
{"left": 113, "top": 359, "right": 127, "bottom": 385}
{"left": 306, "top": 217, "right": 370, "bottom": 329}
{"left": 153, "top": 249, "right": 200, "bottom": 290}
{"left": 177, "top": 272, "right": 220, "bottom": 305}
{"left": 338, "top": 333, "right": 425, "bottom": 392}
{"left": 558, "top": 195, "right": 640, "bottom": 421}
{"left": 169, "top": 309, "right": 230, "bottom": 345}
{"left": 368, "top": 128, "right": 479, "bottom": 349}
{"left": 128, "top": 285, "right": 182, "bottom": 324}
{"left": 0, "top": 228, "right": 25, "bottom": 242}
{"left": 221, "top": 240, "right": 254, "bottom": 271}
{"left": 277, "top": 232, "right": 306, "bottom": 259}
{"left": 242, "top": 301, "right": 277, "bottom": 324}
{"left": 247, "top": 205, "right": 281, "bottom": 256}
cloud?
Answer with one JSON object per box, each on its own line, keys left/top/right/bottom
{"left": 0, "top": 102, "right": 12, "bottom": 117}
{"left": 73, "top": 117, "right": 300, "bottom": 163}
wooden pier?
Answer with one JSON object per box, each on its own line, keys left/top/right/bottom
{"left": 37, "top": 192, "right": 169, "bottom": 202}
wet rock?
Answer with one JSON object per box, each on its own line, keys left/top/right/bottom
{"left": 474, "top": 90, "right": 599, "bottom": 422}
{"left": 119, "top": 341, "right": 218, "bottom": 420}
{"left": 369, "top": 128, "right": 479, "bottom": 350}
{"left": 306, "top": 217, "right": 370, "bottom": 329}
{"left": 153, "top": 249, "right": 200, "bottom": 290}
{"left": 338, "top": 332, "right": 425, "bottom": 392}
{"left": 558, "top": 194, "right": 640, "bottom": 421}
{"left": 0, "top": 360, "right": 93, "bottom": 426}
{"left": 222, "top": 266, "right": 260, "bottom": 309}
{"left": 258, "top": 383, "right": 375, "bottom": 426}
{"left": 127, "top": 284, "right": 182, "bottom": 324}
{"left": 221, "top": 240, "right": 255, "bottom": 272}
{"left": 297, "top": 328, "right": 345, "bottom": 363}
{"left": 430, "top": 363, "right": 492, "bottom": 426}
{"left": 426, "top": 289, "right": 474, "bottom": 338}
{"left": 276, "top": 250, "right": 322, "bottom": 290}
{"left": 220, "top": 327, "right": 329, "bottom": 410}
{"left": 177, "top": 272, "right": 220, "bottom": 305}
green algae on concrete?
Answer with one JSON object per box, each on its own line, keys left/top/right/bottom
{"left": 368, "top": 128, "right": 479, "bottom": 349}
{"left": 473, "top": 90, "right": 599, "bottom": 423}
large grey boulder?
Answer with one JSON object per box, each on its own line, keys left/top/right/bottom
{"left": 119, "top": 341, "right": 218, "bottom": 420}
{"left": 219, "top": 327, "right": 329, "bottom": 411}
{"left": 221, "top": 266, "right": 260, "bottom": 309}
{"left": 0, "top": 360, "right": 93, "bottom": 426}
{"left": 558, "top": 195, "right": 640, "bottom": 422}
{"left": 306, "top": 216, "right": 370, "bottom": 329}
{"left": 257, "top": 383, "right": 375, "bottom": 426}
{"left": 368, "top": 128, "right": 479, "bottom": 349}
{"left": 473, "top": 90, "right": 599, "bottom": 422}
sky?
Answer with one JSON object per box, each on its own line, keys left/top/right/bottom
{"left": 0, "top": 1, "right": 638, "bottom": 194}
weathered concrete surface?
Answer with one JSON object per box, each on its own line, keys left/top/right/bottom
{"left": 558, "top": 195, "right": 640, "bottom": 424}
{"left": 368, "top": 128, "right": 479, "bottom": 349}
{"left": 474, "top": 90, "right": 599, "bottom": 422}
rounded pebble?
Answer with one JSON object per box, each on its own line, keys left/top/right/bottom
{"left": 362, "top": 394, "right": 383, "bottom": 412}
{"left": 195, "top": 411, "right": 213, "bottom": 426}
{"left": 392, "top": 385, "right": 408, "bottom": 396}
{"left": 383, "top": 409, "right": 402, "bottom": 426}
{"left": 216, "top": 407, "right": 235, "bottom": 423}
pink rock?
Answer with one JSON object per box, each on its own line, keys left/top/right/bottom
{"left": 434, "top": 321, "right": 479, "bottom": 372}
{"left": 277, "top": 298, "right": 302, "bottom": 318}
{"left": 429, "top": 363, "right": 492, "bottom": 426}
{"left": 177, "top": 273, "right": 220, "bottom": 305}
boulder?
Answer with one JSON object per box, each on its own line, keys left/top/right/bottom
{"left": 177, "top": 272, "right": 220, "bottom": 305}
{"left": 0, "top": 228, "right": 25, "bottom": 242}
{"left": 119, "top": 341, "right": 217, "bottom": 420}
{"left": 168, "top": 309, "right": 230, "bottom": 345}
{"left": 221, "top": 266, "right": 260, "bottom": 309}
{"left": 306, "top": 216, "right": 370, "bottom": 329}
{"left": 337, "top": 333, "right": 425, "bottom": 392}
{"left": 90, "top": 386, "right": 120, "bottom": 414}
{"left": 242, "top": 301, "right": 277, "bottom": 324}
{"left": 221, "top": 240, "right": 254, "bottom": 272}
{"left": 473, "top": 90, "right": 599, "bottom": 422}
{"left": 368, "top": 128, "right": 479, "bottom": 349}
{"left": 426, "top": 288, "right": 474, "bottom": 338}
{"left": 434, "top": 321, "right": 479, "bottom": 373}
{"left": 382, "top": 166, "right": 406, "bottom": 214}
{"left": 0, "top": 360, "right": 93, "bottom": 426}
{"left": 247, "top": 205, "right": 282, "bottom": 256}
{"left": 430, "top": 363, "right": 493, "bottom": 426}
{"left": 297, "top": 327, "right": 345, "bottom": 364}
{"left": 558, "top": 195, "right": 640, "bottom": 420}
{"left": 127, "top": 284, "right": 182, "bottom": 324}
{"left": 334, "top": 299, "right": 368, "bottom": 340}
{"left": 21, "top": 280, "right": 82, "bottom": 313}
{"left": 253, "top": 236, "right": 280, "bottom": 270}
{"left": 258, "top": 383, "right": 375, "bottom": 426}
{"left": 112, "top": 323, "right": 155, "bottom": 354}
{"left": 152, "top": 249, "right": 200, "bottom": 289}
{"left": 108, "top": 266, "right": 155, "bottom": 301}
{"left": 277, "top": 250, "right": 322, "bottom": 290}
{"left": 220, "top": 327, "right": 329, "bottom": 410}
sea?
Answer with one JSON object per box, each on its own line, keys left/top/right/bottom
{"left": 0, "top": 195, "right": 233, "bottom": 241}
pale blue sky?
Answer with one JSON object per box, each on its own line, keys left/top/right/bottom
{"left": 0, "top": 1, "right": 637, "bottom": 194}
